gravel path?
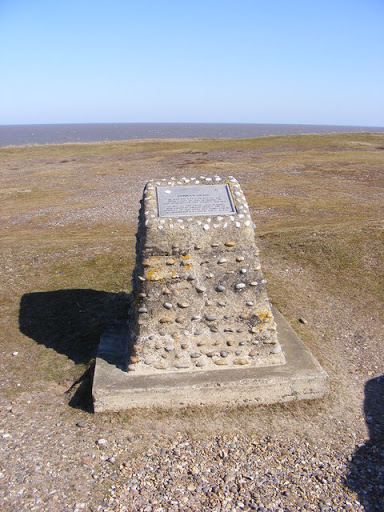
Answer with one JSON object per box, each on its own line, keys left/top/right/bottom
{"left": 1, "top": 374, "right": 383, "bottom": 512}
{"left": 104, "top": 434, "right": 365, "bottom": 512}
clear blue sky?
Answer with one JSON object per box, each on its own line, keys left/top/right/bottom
{"left": 1, "top": 0, "right": 383, "bottom": 126}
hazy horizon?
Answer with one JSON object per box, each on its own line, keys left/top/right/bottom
{"left": 2, "top": 122, "right": 384, "bottom": 147}
{"left": 1, "top": 121, "right": 384, "bottom": 128}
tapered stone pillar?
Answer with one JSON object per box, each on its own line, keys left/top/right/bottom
{"left": 129, "top": 175, "right": 285, "bottom": 374}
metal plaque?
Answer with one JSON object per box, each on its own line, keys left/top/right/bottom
{"left": 157, "top": 184, "right": 236, "bottom": 218}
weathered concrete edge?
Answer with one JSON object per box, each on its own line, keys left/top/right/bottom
{"left": 93, "top": 307, "right": 329, "bottom": 412}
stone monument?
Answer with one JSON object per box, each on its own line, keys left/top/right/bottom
{"left": 130, "top": 176, "right": 284, "bottom": 374}
{"left": 93, "top": 175, "right": 328, "bottom": 411}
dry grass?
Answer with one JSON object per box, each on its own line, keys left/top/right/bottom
{"left": 0, "top": 132, "right": 383, "bottom": 440}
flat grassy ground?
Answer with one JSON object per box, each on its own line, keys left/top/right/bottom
{"left": 0, "top": 133, "right": 383, "bottom": 510}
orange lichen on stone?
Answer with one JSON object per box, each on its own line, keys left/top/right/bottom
{"left": 255, "top": 311, "right": 273, "bottom": 328}
{"left": 145, "top": 268, "right": 164, "bottom": 281}
{"left": 145, "top": 266, "right": 178, "bottom": 281}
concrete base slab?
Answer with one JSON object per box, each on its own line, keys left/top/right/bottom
{"left": 92, "top": 307, "right": 328, "bottom": 412}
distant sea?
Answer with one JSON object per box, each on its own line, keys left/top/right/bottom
{"left": 0, "top": 123, "right": 383, "bottom": 147}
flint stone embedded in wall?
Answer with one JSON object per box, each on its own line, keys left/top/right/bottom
{"left": 128, "top": 175, "right": 285, "bottom": 374}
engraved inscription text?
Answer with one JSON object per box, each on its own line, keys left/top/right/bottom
{"left": 157, "top": 185, "right": 236, "bottom": 218}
